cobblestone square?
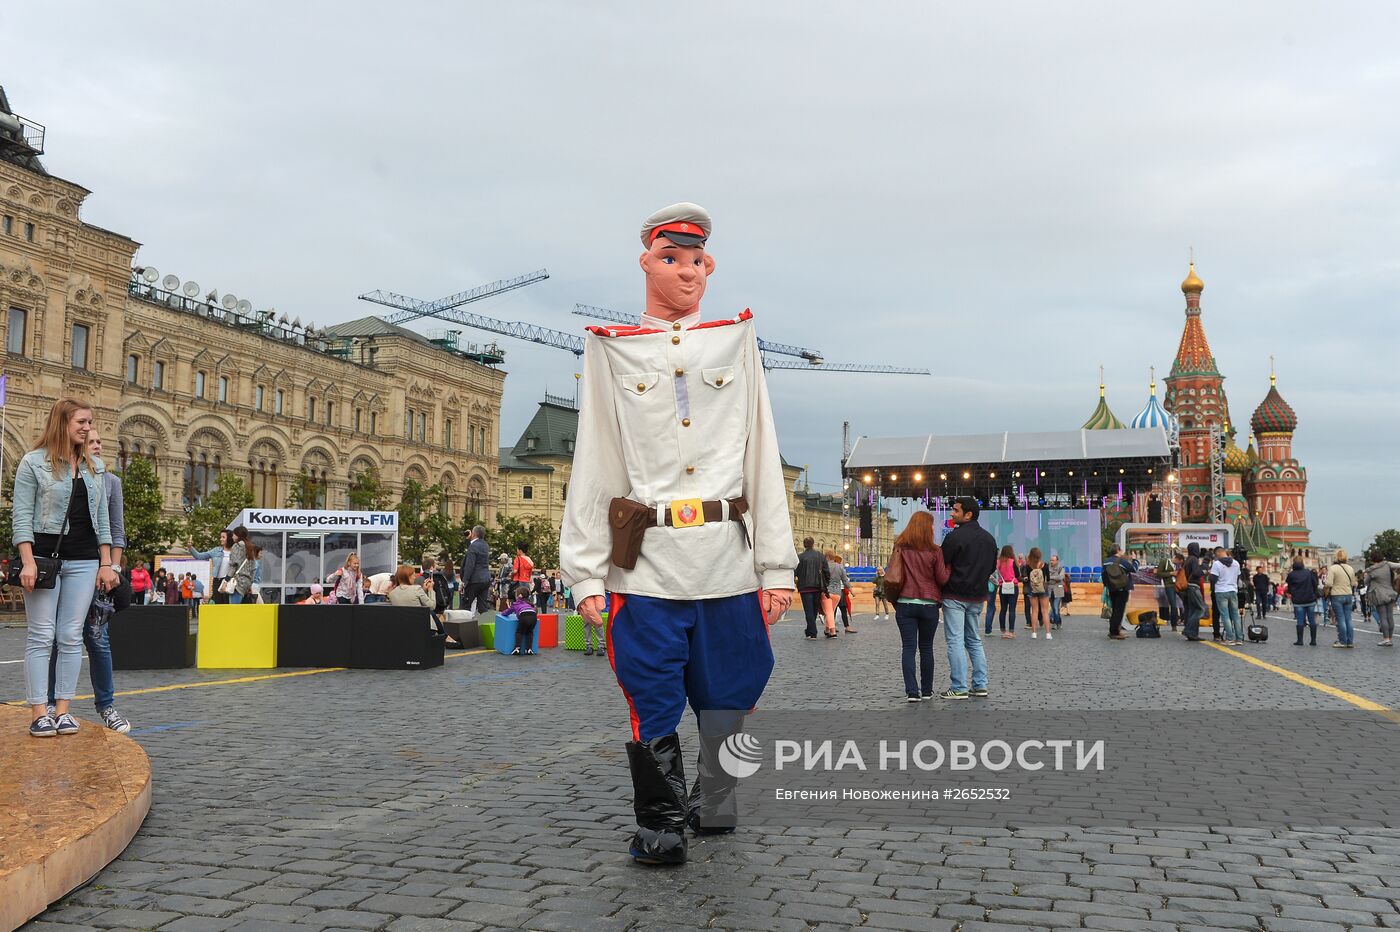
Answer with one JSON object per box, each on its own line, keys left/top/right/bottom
{"left": 7, "top": 608, "right": 1400, "bottom": 931}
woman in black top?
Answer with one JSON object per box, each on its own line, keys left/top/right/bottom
{"left": 14, "top": 399, "right": 118, "bottom": 738}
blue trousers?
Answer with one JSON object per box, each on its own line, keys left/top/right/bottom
{"left": 608, "top": 591, "right": 774, "bottom": 742}
{"left": 48, "top": 616, "right": 115, "bottom": 711}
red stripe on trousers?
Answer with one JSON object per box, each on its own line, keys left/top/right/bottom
{"left": 605, "top": 593, "right": 643, "bottom": 741}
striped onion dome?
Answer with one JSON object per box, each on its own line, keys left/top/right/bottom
{"left": 1251, "top": 378, "right": 1297, "bottom": 435}
{"left": 1082, "top": 383, "right": 1126, "bottom": 430}
{"left": 1129, "top": 379, "right": 1177, "bottom": 431}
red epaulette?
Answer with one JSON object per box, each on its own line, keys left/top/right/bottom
{"left": 585, "top": 324, "right": 662, "bottom": 338}
{"left": 688, "top": 308, "right": 753, "bottom": 331}
{"left": 585, "top": 309, "right": 753, "bottom": 338}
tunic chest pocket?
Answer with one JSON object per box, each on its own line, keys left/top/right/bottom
{"left": 620, "top": 371, "right": 662, "bottom": 397}
{"left": 702, "top": 366, "right": 735, "bottom": 389}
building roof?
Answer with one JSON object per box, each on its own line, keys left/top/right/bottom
{"left": 1180, "top": 261, "right": 1204, "bottom": 295}
{"left": 322, "top": 316, "right": 437, "bottom": 347}
{"left": 0, "top": 86, "right": 47, "bottom": 175}
{"left": 1129, "top": 379, "right": 1177, "bottom": 432}
{"left": 497, "top": 446, "right": 551, "bottom": 472}
{"left": 1251, "top": 379, "right": 1297, "bottom": 435}
{"left": 511, "top": 398, "right": 579, "bottom": 460}
{"left": 844, "top": 428, "right": 1172, "bottom": 500}
{"left": 1170, "top": 296, "right": 1219, "bottom": 376}
{"left": 1082, "top": 385, "right": 1126, "bottom": 430}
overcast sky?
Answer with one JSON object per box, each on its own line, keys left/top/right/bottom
{"left": 5, "top": 1, "right": 1396, "bottom": 548}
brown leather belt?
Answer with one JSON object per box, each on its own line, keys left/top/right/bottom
{"left": 650, "top": 496, "right": 749, "bottom": 528}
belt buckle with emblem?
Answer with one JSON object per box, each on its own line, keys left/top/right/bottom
{"left": 669, "top": 498, "right": 705, "bottom": 528}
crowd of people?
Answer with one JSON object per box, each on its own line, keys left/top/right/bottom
{"left": 858, "top": 504, "right": 1400, "bottom": 701}
{"left": 9, "top": 396, "right": 595, "bottom": 739}
{"left": 819, "top": 498, "right": 997, "bottom": 702}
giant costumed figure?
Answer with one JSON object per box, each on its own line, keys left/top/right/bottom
{"left": 560, "top": 203, "right": 797, "bottom": 865}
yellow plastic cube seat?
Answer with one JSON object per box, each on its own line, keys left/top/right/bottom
{"left": 196, "top": 604, "right": 279, "bottom": 668}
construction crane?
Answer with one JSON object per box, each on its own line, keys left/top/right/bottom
{"left": 359, "top": 269, "right": 550, "bottom": 326}
{"left": 361, "top": 294, "right": 587, "bottom": 356}
{"left": 571, "top": 304, "right": 928, "bottom": 375}
{"left": 574, "top": 303, "right": 825, "bottom": 363}
{"left": 358, "top": 292, "right": 928, "bottom": 374}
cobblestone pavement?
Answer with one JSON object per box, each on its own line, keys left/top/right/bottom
{"left": 5, "top": 607, "right": 1400, "bottom": 932}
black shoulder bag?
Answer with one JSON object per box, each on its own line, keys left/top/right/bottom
{"left": 9, "top": 517, "right": 67, "bottom": 590}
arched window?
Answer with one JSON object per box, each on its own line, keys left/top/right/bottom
{"left": 250, "top": 441, "right": 281, "bottom": 508}
{"left": 302, "top": 450, "right": 334, "bottom": 509}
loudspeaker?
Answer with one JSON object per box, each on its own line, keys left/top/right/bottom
{"left": 1147, "top": 496, "right": 1163, "bottom": 523}
{"left": 277, "top": 605, "right": 354, "bottom": 667}
{"left": 110, "top": 605, "right": 194, "bottom": 669}
{"left": 859, "top": 503, "right": 873, "bottom": 538}
{"left": 443, "top": 610, "right": 481, "bottom": 648}
{"left": 350, "top": 606, "right": 445, "bottom": 670}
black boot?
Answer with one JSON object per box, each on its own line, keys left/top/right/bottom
{"left": 625, "top": 734, "right": 688, "bottom": 865}
{"left": 688, "top": 731, "right": 739, "bottom": 836}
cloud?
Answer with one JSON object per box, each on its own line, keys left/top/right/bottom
{"left": 5, "top": 0, "right": 1396, "bottom": 547}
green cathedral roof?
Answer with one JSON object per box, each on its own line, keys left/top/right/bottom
{"left": 1081, "top": 391, "right": 1126, "bottom": 430}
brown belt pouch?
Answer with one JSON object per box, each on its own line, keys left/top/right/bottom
{"left": 608, "top": 497, "right": 654, "bottom": 570}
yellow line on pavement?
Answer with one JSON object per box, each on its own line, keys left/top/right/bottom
{"left": 5, "top": 648, "right": 491, "bottom": 705}
{"left": 1204, "top": 641, "right": 1390, "bottom": 712}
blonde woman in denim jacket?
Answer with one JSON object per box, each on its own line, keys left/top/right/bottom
{"left": 13, "top": 400, "right": 118, "bottom": 738}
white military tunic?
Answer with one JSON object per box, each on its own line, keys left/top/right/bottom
{"left": 560, "top": 310, "right": 797, "bottom": 603}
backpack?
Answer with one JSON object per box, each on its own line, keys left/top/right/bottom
{"left": 1135, "top": 610, "right": 1161, "bottom": 637}
{"left": 1102, "top": 561, "right": 1131, "bottom": 593}
{"left": 1030, "top": 566, "right": 1046, "bottom": 593}
{"left": 1174, "top": 566, "right": 1188, "bottom": 592}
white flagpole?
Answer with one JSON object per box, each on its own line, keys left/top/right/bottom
{"left": 1, "top": 376, "right": 7, "bottom": 495}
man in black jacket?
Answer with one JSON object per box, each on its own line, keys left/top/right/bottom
{"left": 1181, "top": 542, "right": 1207, "bottom": 641}
{"left": 938, "top": 497, "right": 998, "bottom": 699}
{"left": 459, "top": 525, "right": 493, "bottom": 617}
{"left": 1252, "top": 566, "right": 1272, "bottom": 619}
{"left": 795, "top": 538, "right": 828, "bottom": 640}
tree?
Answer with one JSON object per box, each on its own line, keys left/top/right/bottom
{"left": 347, "top": 465, "right": 390, "bottom": 511}
{"left": 118, "top": 456, "right": 180, "bottom": 563}
{"left": 492, "top": 513, "right": 559, "bottom": 571}
{"left": 285, "top": 470, "right": 323, "bottom": 509}
{"left": 185, "top": 473, "right": 254, "bottom": 551}
{"left": 0, "top": 471, "right": 13, "bottom": 559}
{"left": 396, "top": 479, "right": 445, "bottom": 562}
{"left": 1368, "top": 529, "right": 1400, "bottom": 562}
{"left": 1101, "top": 516, "right": 1126, "bottom": 561}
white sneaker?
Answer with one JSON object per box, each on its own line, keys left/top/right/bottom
{"left": 1032, "top": 632, "right": 1038, "bottom": 639}
{"left": 1046, "top": 631, "right": 1053, "bottom": 640}
{"left": 100, "top": 706, "right": 131, "bottom": 734}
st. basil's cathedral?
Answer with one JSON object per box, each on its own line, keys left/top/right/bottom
{"left": 1081, "top": 263, "right": 1311, "bottom": 562}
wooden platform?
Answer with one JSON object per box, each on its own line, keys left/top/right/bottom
{"left": 0, "top": 705, "right": 151, "bottom": 931}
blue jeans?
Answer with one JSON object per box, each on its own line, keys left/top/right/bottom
{"left": 1050, "top": 593, "right": 1062, "bottom": 625}
{"left": 894, "top": 601, "right": 940, "bottom": 697}
{"left": 1293, "top": 603, "right": 1317, "bottom": 643}
{"left": 998, "top": 589, "right": 1017, "bottom": 632}
{"left": 1215, "top": 591, "right": 1241, "bottom": 641}
{"left": 24, "top": 559, "right": 99, "bottom": 706}
{"left": 47, "top": 614, "right": 114, "bottom": 711}
{"left": 1330, "top": 595, "right": 1354, "bottom": 645}
{"left": 942, "top": 598, "right": 988, "bottom": 693}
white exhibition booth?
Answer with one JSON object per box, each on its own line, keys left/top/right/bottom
{"left": 231, "top": 508, "right": 400, "bottom": 605}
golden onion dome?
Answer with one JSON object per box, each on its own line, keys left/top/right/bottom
{"left": 1223, "top": 438, "right": 1250, "bottom": 473}
{"left": 1181, "top": 262, "right": 1204, "bottom": 295}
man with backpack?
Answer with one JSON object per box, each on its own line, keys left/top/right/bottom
{"left": 1180, "top": 542, "right": 1207, "bottom": 641}
{"left": 1101, "top": 545, "right": 1135, "bottom": 640}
